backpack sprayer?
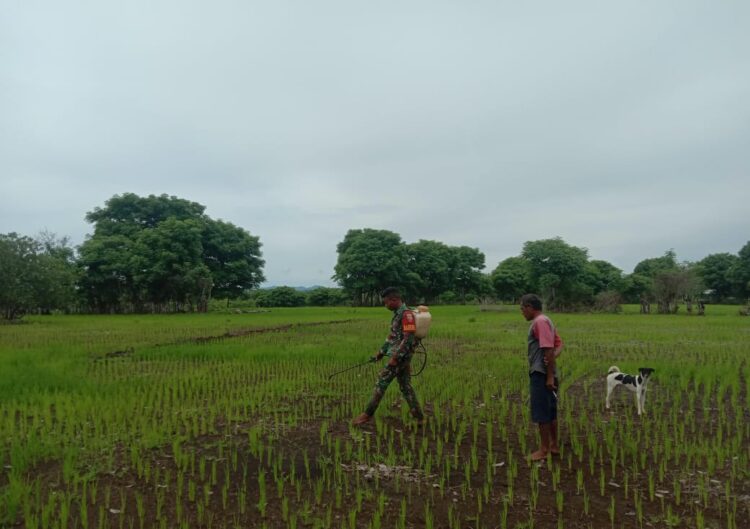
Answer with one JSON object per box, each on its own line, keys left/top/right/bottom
{"left": 328, "top": 305, "right": 432, "bottom": 379}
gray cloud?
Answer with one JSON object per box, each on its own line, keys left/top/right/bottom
{"left": 2, "top": 1, "right": 749, "bottom": 285}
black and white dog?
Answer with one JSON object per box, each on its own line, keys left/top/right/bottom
{"left": 606, "top": 366, "right": 655, "bottom": 415}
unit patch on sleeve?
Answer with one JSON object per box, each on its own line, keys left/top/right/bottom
{"left": 402, "top": 311, "right": 416, "bottom": 332}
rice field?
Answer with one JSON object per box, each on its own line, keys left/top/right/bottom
{"left": 1, "top": 305, "right": 748, "bottom": 529}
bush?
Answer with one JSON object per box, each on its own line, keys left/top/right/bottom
{"left": 255, "top": 287, "right": 306, "bottom": 307}
{"left": 592, "top": 291, "right": 622, "bottom": 313}
{"left": 306, "top": 287, "right": 348, "bottom": 306}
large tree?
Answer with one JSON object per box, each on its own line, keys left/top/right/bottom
{"left": 583, "top": 259, "right": 625, "bottom": 296}
{"left": 0, "top": 233, "right": 39, "bottom": 320}
{"left": 79, "top": 193, "right": 264, "bottom": 312}
{"left": 633, "top": 250, "right": 678, "bottom": 277}
{"left": 521, "top": 237, "right": 590, "bottom": 309}
{"left": 130, "top": 218, "right": 211, "bottom": 311}
{"left": 405, "top": 240, "right": 454, "bottom": 303}
{"left": 202, "top": 219, "right": 265, "bottom": 299}
{"left": 652, "top": 265, "right": 703, "bottom": 314}
{"left": 729, "top": 241, "right": 750, "bottom": 301}
{"left": 0, "top": 233, "right": 77, "bottom": 320}
{"left": 333, "top": 229, "right": 412, "bottom": 305}
{"left": 697, "top": 252, "right": 740, "bottom": 302}
{"left": 491, "top": 256, "right": 532, "bottom": 302}
{"left": 447, "top": 246, "right": 486, "bottom": 304}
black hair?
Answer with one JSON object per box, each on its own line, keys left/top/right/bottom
{"left": 520, "top": 293, "right": 543, "bottom": 311}
{"left": 380, "top": 287, "right": 401, "bottom": 299}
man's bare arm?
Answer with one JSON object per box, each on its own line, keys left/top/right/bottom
{"left": 543, "top": 347, "right": 556, "bottom": 389}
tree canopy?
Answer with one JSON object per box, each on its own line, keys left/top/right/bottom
{"left": 491, "top": 257, "right": 532, "bottom": 303}
{"left": 78, "top": 193, "right": 264, "bottom": 313}
{"left": 729, "top": 241, "right": 750, "bottom": 301}
{"left": 490, "top": 238, "right": 625, "bottom": 310}
{"left": 521, "top": 238, "right": 591, "bottom": 310}
{"left": 696, "top": 253, "right": 739, "bottom": 302}
{"left": 0, "top": 233, "right": 78, "bottom": 320}
{"left": 333, "top": 229, "right": 486, "bottom": 305}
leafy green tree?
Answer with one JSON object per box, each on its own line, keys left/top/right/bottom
{"left": 131, "top": 218, "right": 211, "bottom": 311}
{"left": 521, "top": 237, "right": 589, "bottom": 309}
{"left": 405, "top": 240, "right": 453, "bottom": 303}
{"left": 448, "top": 246, "right": 486, "bottom": 303}
{"left": 79, "top": 193, "right": 264, "bottom": 312}
{"left": 697, "top": 253, "right": 739, "bottom": 302}
{"left": 491, "top": 256, "right": 532, "bottom": 302}
{"left": 621, "top": 273, "right": 652, "bottom": 304}
{"left": 728, "top": 241, "right": 750, "bottom": 301}
{"left": 0, "top": 233, "right": 39, "bottom": 320}
{"left": 202, "top": 219, "right": 265, "bottom": 299}
{"left": 85, "top": 193, "right": 206, "bottom": 237}
{"left": 633, "top": 250, "right": 678, "bottom": 277}
{"left": 255, "top": 287, "right": 307, "bottom": 307}
{"left": 306, "top": 287, "right": 348, "bottom": 306}
{"left": 583, "top": 260, "right": 625, "bottom": 295}
{"left": 333, "top": 229, "right": 413, "bottom": 305}
{"left": 0, "top": 233, "right": 77, "bottom": 319}
{"left": 32, "top": 232, "right": 79, "bottom": 313}
{"left": 652, "top": 265, "right": 703, "bottom": 314}
{"left": 77, "top": 234, "right": 135, "bottom": 312}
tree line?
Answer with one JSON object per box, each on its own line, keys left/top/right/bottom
{"left": 1, "top": 194, "right": 265, "bottom": 318}
{"left": 1, "top": 193, "right": 748, "bottom": 318}
{"left": 334, "top": 230, "right": 750, "bottom": 311}
{"left": 489, "top": 241, "right": 748, "bottom": 313}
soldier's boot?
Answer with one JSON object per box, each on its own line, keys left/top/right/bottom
{"left": 530, "top": 424, "right": 551, "bottom": 461}
{"left": 352, "top": 413, "right": 372, "bottom": 426}
{"left": 549, "top": 420, "right": 560, "bottom": 455}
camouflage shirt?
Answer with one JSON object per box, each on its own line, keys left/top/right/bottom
{"left": 379, "top": 303, "right": 417, "bottom": 361}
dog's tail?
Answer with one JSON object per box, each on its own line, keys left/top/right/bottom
{"left": 607, "top": 365, "right": 621, "bottom": 374}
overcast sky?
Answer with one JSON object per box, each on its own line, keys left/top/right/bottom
{"left": 2, "top": 1, "right": 748, "bottom": 286}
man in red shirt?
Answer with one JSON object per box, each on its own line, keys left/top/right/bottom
{"left": 520, "top": 293, "right": 563, "bottom": 460}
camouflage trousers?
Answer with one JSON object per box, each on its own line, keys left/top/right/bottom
{"left": 364, "top": 361, "right": 423, "bottom": 419}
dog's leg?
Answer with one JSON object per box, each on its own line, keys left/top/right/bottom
{"left": 635, "top": 390, "right": 641, "bottom": 415}
{"left": 605, "top": 382, "right": 612, "bottom": 410}
{"left": 641, "top": 387, "right": 646, "bottom": 414}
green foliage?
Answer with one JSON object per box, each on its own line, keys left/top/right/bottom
{"left": 651, "top": 265, "right": 703, "bottom": 314}
{"left": 333, "top": 230, "right": 485, "bottom": 305}
{"left": 306, "top": 287, "right": 348, "bottom": 307}
{"left": 630, "top": 251, "right": 704, "bottom": 312}
{"left": 0, "top": 232, "right": 78, "bottom": 320}
{"left": 696, "top": 253, "right": 739, "bottom": 302}
{"left": 78, "top": 193, "right": 264, "bottom": 312}
{"left": 449, "top": 246, "right": 486, "bottom": 303}
{"left": 584, "top": 260, "right": 625, "bottom": 295}
{"left": 405, "top": 240, "right": 454, "bottom": 303}
{"left": 728, "top": 241, "right": 750, "bottom": 301}
{"left": 620, "top": 273, "right": 652, "bottom": 303}
{"left": 0, "top": 233, "right": 38, "bottom": 320}
{"left": 491, "top": 257, "right": 532, "bottom": 302}
{"left": 255, "top": 287, "right": 307, "bottom": 307}
{"left": 202, "top": 219, "right": 265, "bottom": 299}
{"left": 521, "top": 237, "right": 591, "bottom": 309}
{"left": 333, "top": 229, "right": 412, "bottom": 306}
{"left": 633, "top": 249, "right": 678, "bottom": 277}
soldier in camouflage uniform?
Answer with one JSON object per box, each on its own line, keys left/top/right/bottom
{"left": 352, "top": 287, "right": 425, "bottom": 425}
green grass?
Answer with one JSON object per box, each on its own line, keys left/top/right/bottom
{"left": 1, "top": 305, "right": 748, "bottom": 528}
